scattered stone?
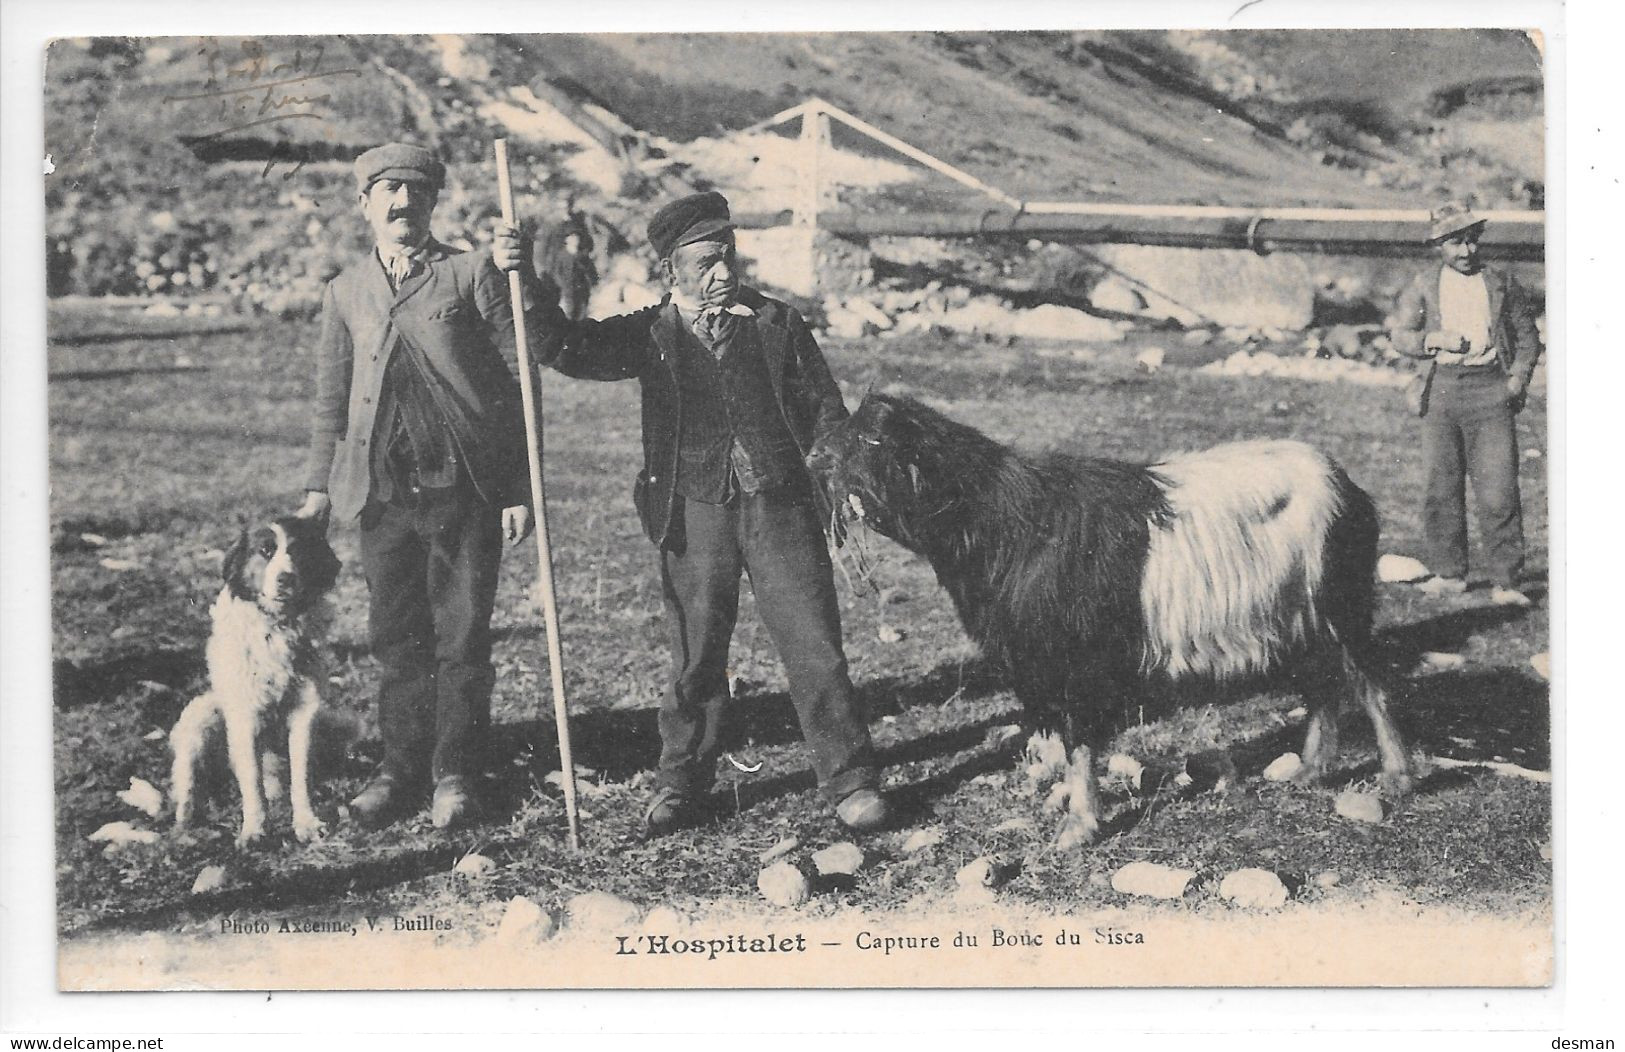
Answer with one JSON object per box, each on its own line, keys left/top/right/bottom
{"left": 956, "top": 855, "right": 1014, "bottom": 891}
{"left": 191, "top": 865, "right": 227, "bottom": 895}
{"left": 876, "top": 623, "right": 904, "bottom": 644}
{"left": 1262, "top": 753, "right": 1304, "bottom": 782}
{"left": 1524, "top": 447, "right": 1543, "bottom": 460}
{"left": 812, "top": 842, "right": 865, "bottom": 877}
{"left": 1377, "top": 553, "right": 1431, "bottom": 584}
{"left": 80, "top": 533, "right": 111, "bottom": 547}
{"left": 99, "top": 558, "right": 142, "bottom": 572}
{"left": 1219, "top": 868, "right": 1291, "bottom": 909}
{"left": 1334, "top": 790, "right": 1386, "bottom": 824}
{"left": 117, "top": 777, "right": 164, "bottom": 818}
{"left": 87, "top": 821, "right": 160, "bottom": 851}
{"left": 453, "top": 853, "right": 497, "bottom": 879}
{"left": 1134, "top": 346, "right": 1166, "bottom": 373}
{"left": 1420, "top": 651, "right": 1467, "bottom": 670}
{"left": 495, "top": 896, "right": 555, "bottom": 944}
{"left": 990, "top": 817, "right": 1035, "bottom": 835}
{"left": 1314, "top": 871, "right": 1342, "bottom": 889}
{"left": 758, "top": 835, "right": 800, "bottom": 864}
{"left": 143, "top": 728, "right": 167, "bottom": 742}
{"left": 1285, "top": 706, "right": 1308, "bottom": 719}
{"left": 565, "top": 891, "right": 641, "bottom": 930}
{"left": 1104, "top": 753, "right": 1144, "bottom": 789}
{"left": 757, "top": 862, "right": 811, "bottom": 907}
{"left": 1182, "top": 328, "right": 1214, "bottom": 345}
{"left": 1110, "top": 861, "right": 1196, "bottom": 900}
{"left": 900, "top": 827, "right": 944, "bottom": 854}
{"left": 1530, "top": 652, "right": 1551, "bottom": 681}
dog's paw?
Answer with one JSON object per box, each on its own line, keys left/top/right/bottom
{"left": 292, "top": 814, "right": 326, "bottom": 843}
{"left": 234, "top": 822, "right": 267, "bottom": 850}
{"left": 1054, "top": 813, "right": 1101, "bottom": 851}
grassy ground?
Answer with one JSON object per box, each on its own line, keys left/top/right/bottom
{"left": 49, "top": 304, "right": 1550, "bottom": 938}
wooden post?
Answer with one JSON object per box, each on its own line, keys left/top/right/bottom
{"left": 493, "top": 139, "right": 581, "bottom": 852}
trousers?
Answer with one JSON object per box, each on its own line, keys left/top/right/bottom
{"left": 657, "top": 488, "right": 877, "bottom": 801}
{"left": 360, "top": 484, "right": 502, "bottom": 783}
{"left": 1420, "top": 366, "right": 1526, "bottom": 587}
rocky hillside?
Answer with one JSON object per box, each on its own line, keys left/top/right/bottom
{"left": 44, "top": 30, "right": 1543, "bottom": 309}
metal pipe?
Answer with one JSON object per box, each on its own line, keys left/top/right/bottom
{"left": 731, "top": 208, "right": 1544, "bottom": 261}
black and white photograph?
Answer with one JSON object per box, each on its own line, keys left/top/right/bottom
{"left": 10, "top": 6, "right": 1584, "bottom": 1010}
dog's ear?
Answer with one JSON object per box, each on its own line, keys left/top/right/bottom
{"left": 221, "top": 529, "right": 252, "bottom": 598}
{"left": 307, "top": 538, "right": 342, "bottom": 596}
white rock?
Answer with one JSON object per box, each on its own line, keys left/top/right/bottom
{"left": 1314, "top": 871, "right": 1342, "bottom": 889}
{"left": 1104, "top": 753, "right": 1144, "bottom": 788}
{"left": 1530, "top": 652, "right": 1551, "bottom": 681}
{"left": 98, "top": 558, "right": 142, "bottom": 572}
{"left": 1262, "top": 753, "right": 1303, "bottom": 782}
{"left": 1334, "top": 790, "right": 1386, "bottom": 824}
{"left": 900, "top": 827, "right": 944, "bottom": 854}
{"left": 565, "top": 891, "right": 641, "bottom": 930}
{"left": 143, "top": 728, "right": 167, "bottom": 742}
{"left": 1285, "top": 706, "right": 1308, "bottom": 720}
{"left": 454, "top": 853, "right": 497, "bottom": 879}
{"left": 495, "top": 896, "right": 555, "bottom": 943}
{"left": 191, "top": 865, "right": 227, "bottom": 894}
{"left": 1420, "top": 651, "right": 1467, "bottom": 670}
{"left": 758, "top": 836, "right": 800, "bottom": 864}
{"left": 991, "top": 817, "right": 1036, "bottom": 835}
{"left": 955, "top": 855, "right": 1011, "bottom": 890}
{"left": 757, "top": 862, "right": 810, "bottom": 907}
{"left": 1134, "top": 346, "right": 1166, "bottom": 373}
{"left": 1219, "top": 867, "right": 1291, "bottom": 909}
{"left": 1377, "top": 554, "right": 1431, "bottom": 583}
{"left": 117, "top": 777, "right": 164, "bottom": 818}
{"left": 876, "top": 623, "right": 903, "bottom": 644}
{"left": 812, "top": 842, "right": 865, "bottom": 877}
{"left": 1110, "top": 861, "right": 1195, "bottom": 900}
{"left": 80, "top": 532, "right": 111, "bottom": 547}
{"left": 87, "top": 821, "right": 159, "bottom": 849}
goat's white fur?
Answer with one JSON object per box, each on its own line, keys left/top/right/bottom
{"left": 1140, "top": 440, "right": 1345, "bottom": 679}
{"left": 170, "top": 523, "right": 331, "bottom": 847}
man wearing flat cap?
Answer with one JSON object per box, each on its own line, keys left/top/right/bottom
{"left": 296, "top": 142, "right": 545, "bottom": 829}
{"left": 533, "top": 190, "right": 889, "bottom": 835}
{"left": 1388, "top": 200, "right": 1544, "bottom": 607}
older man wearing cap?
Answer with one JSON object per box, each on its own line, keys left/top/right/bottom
{"left": 296, "top": 142, "right": 545, "bottom": 829}
{"left": 533, "top": 190, "right": 888, "bottom": 835}
{"left": 1388, "top": 201, "right": 1544, "bottom": 606}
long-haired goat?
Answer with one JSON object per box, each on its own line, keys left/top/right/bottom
{"left": 807, "top": 394, "right": 1414, "bottom": 848}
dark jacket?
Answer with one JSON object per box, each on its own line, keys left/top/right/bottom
{"left": 304, "top": 240, "right": 544, "bottom": 522}
{"left": 537, "top": 286, "right": 847, "bottom": 547}
{"left": 1388, "top": 264, "right": 1545, "bottom": 395}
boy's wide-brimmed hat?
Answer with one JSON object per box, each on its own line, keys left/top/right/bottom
{"left": 354, "top": 143, "right": 446, "bottom": 192}
{"left": 647, "top": 191, "right": 734, "bottom": 261}
{"left": 1428, "top": 201, "right": 1487, "bottom": 244}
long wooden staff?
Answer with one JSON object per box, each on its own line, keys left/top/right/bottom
{"left": 494, "top": 138, "right": 580, "bottom": 851}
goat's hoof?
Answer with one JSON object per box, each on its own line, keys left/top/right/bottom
{"left": 1042, "top": 782, "right": 1071, "bottom": 813}
{"left": 235, "top": 824, "right": 267, "bottom": 850}
{"left": 1289, "top": 761, "right": 1330, "bottom": 787}
{"left": 1379, "top": 769, "right": 1416, "bottom": 798}
{"left": 1054, "top": 814, "right": 1101, "bottom": 851}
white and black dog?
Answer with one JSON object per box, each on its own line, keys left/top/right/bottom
{"left": 170, "top": 516, "right": 342, "bottom": 847}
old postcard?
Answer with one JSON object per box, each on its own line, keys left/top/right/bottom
{"left": 40, "top": 25, "right": 1552, "bottom": 993}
